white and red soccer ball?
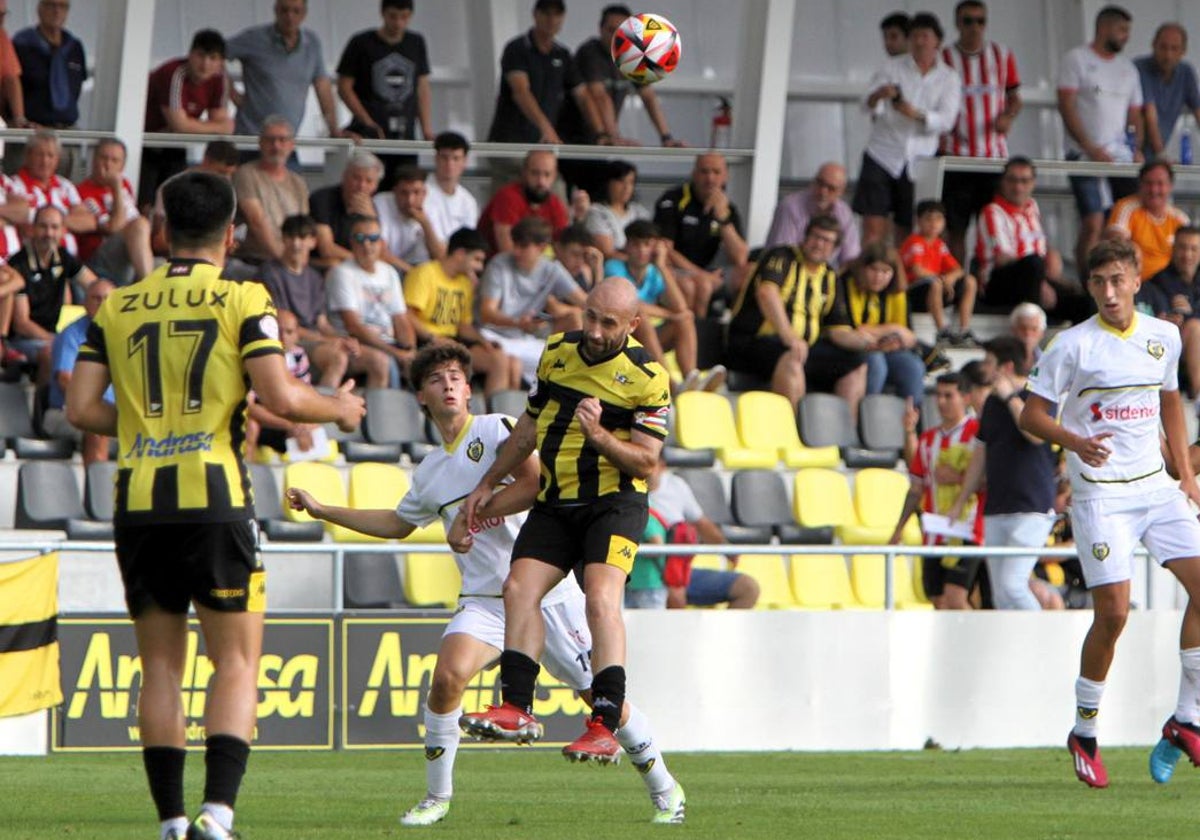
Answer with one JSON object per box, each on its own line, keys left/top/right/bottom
{"left": 610, "top": 13, "right": 682, "bottom": 86}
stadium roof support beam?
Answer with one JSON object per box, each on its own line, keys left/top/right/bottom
{"left": 91, "top": 0, "right": 156, "bottom": 189}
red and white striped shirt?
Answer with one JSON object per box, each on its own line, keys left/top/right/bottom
{"left": 974, "top": 195, "right": 1047, "bottom": 286}
{"left": 75, "top": 176, "right": 140, "bottom": 262}
{"left": 8, "top": 168, "right": 81, "bottom": 255}
{"left": 909, "top": 415, "right": 984, "bottom": 546}
{"left": 940, "top": 40, "right": 1020, "bottom": 159}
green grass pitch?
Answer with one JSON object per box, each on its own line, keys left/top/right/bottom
{"left": 4, "top": 747, "right": 1198, "bottom": 838}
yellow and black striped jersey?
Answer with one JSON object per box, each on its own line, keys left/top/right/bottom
{"left": 728, "top": 245, "right": 838, "bottom": 344}
{"left": 526, "top": 331, "right": 671, "bottom": 503}
{"left": 78, "top": 259, "right": 283, "bottom": 524}
{"left": 823, "top": 272, "right": 909, "bottom": 333}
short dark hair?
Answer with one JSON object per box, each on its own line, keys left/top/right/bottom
{"left": 624, "top": 219, "right": 659, "bottom": 242}
{"left": 601, "top": 4, "right": 631, "bottom": 24}
{"left": 162, "top": 172, "right": 237, "bottom": 250}
{"left": 393, "top": 165, "right": 425, "bottom": 185}
{"left": 916, "top": 199, "right": 947, "bottom": 218}
{"left": 202, "top": 140, "right": 240, "bottom": 167}
{"left": 190, "top": 29, "right": 226, "bottom": 57}
{"left": 936, "top": 371, "right": 968, "bottom": 393}
{"left": 985, "top": 335, "right": 1029, "bottom": 374}
{"left": 909, "top": 11, "right": 944, "bottom": 41}
{"left": 512, "top": 216, "right": 553, "bottom": 246}
{"left": 1139, "top": 160, "right": 1174, "bottom": 183}
{"left": 880, "top": 12, "right": 910, "bottom": 33}
{"left": 959, "top": 360, "right": 991, "bottom": 389}
{"left": 1086, "top": 238, "right": 1138, "bottom": 273}
{"left": 280, "top": 214, "right": 317, "bottom": 238}
{"left": 346, "top": 213, "right": 379, "bottom": 232}
{"left": 433, "top": 130, "right": 469, "bottom": 154}
{"left": 1002, "top": 155, "right": 1037, "bottom": 178}
{"left": 557, "top": 224, "right": 594, "bottom": 248}
{"left": 1175, "top": 225, "right": 1200, "bottom": 240}
{"left": 1096, "top": 5, "right": 1131, "bottom": 26}
{"left": 447, "top": 227, "right": 487, "bottom": 254}
{"left": 534, "top": 0, "right": 565, "bottom": 14}
{"left": 411, "top": 341, "right": 473, "bottom": 391}
{"left": 805, "top": 214, "right": 842, "bottom": 244}
{"left": 954, "top": 1, "right": 985, "bottom": 19}
{"left": 382, "top": 0, "right": 414, "bottom": 12}
{"left": 606, "top": 160, "right": 637, "bottom": 183}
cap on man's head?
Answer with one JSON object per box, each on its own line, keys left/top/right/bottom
{"left": 534, "top": 0, "right": 566, "bottom": 13}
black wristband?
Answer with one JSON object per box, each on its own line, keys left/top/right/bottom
{"left": 660, "top": 132, "right": 673, "bottom": 143}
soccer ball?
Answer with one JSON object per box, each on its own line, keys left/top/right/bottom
{"left": 611, "top": 13, "right": 682, "bottom": 86}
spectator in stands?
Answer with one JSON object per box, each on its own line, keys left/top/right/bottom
{"left": 890, "top": 372, "right": 983, "bottom": 610}
{"left": 1106, "top": 161, "right": 1190, "bottom": 280}
{"left": 326, "top": 214, "right": 415, "bottom": 387}
{"left": 478, "top": 150, "right": 570, "bottom": 256}
{"left": 939, "top": 1, "right": 1023, "bottom": 264}
{"left": 585, "top": 160, "right": 653, "bottom": 258}
{"left": 959, "top": 358, "right": 992, "bottom": 416}
{"left": 423, "top": 132, "right": 479, "bottom": 245}
{"left": 260, "top": 214, "right": 390, "bottom": 389}
{"left": 880, "top": 12, "right": 910, "bottom": 58}
{"left": 1010, "top": 301, "right": 1048, "bottom": 366}
{"left": 1058, "top": 5, "right": 1143, "bottom": 276}
{"left": 149, "top": 140, "right": 239, "bottom": 256}
{"left": 244, "top": 310, "right": 322, "bottom": 462}
{"left": 9, "top": 131, "right": 89, "bottom": 242}
{"left": 8, "top": 205, "right": 96, "bottom": 382}
{"left": 75, "top": 139, "right": 154, "bottom": 285}
{"left": 626, "top": 511, "right": 677, "bottom": 609}
{"left": 232, "top": 117, "right": 310, "bottom": 267}
{"left": 44, "top": 278, "right": 112, "bottom": 464}
{"left": 854, "top": 12, "right": 961, "bottom": 247}
{"left": 948, "top": 335, "right": 1058, "bottom": 610}
{"left": 336, "top": 0, "right": 432, "bottom": 188}
{"left": 375, "top": 166, "right": 444, "bottom": 271}
{"left": 1139, "top": 227, "right": 1200, "bottom": 401}
{"left": 1136, "top": 22, "right": 1200, "bottom": 162}
{"left": 0, "top": 0, "right": 28, "bottom": 129}
{"left": 605, "top": 219, "right": 716, "bottom": 393}
{"left": 975, "top": 156, "right": 1066, "bottom": 313}
{"left": 555, "top": 224, "right": 605, "bottom": 291}
{"left": 308, "top": 150, "right": 384, "bottom": 266}
{"left": 830, "top": 241, "right": 925, "bottom": 407}
{"left": 765, "top": 162, "right": 860, "bottom": 267}
{"left": 654, "top": 152, "right": 749, "bottom": 317}
{"left": 727, "top": 214, "right": 858, "bottom": 411}
{"left": 13, "top": 0, "right": 86, "bottom": 129}
{"left": 479, "top": 217, "right": 586, "bottom": 381}
{"left": 404, "top": 227, "right": 523, "bottom": 396}
{"left": 900, "top": 199, "right": 977, "bottom": 345}
{"left": 226, "top": 0, "right": 347, "bottom": 141}
{"left": 140, "top": 29, "right": 233, "bottom": 207}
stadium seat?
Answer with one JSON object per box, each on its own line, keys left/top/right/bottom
{"left": 469, "top": 390, "right": 487, "bottom": 416}
{"left": 849, "top": 554, "right": 934, "bottom": 610}
{"left": 55, "top": 304, "right": 86, "bottom": 332}
{"left": 343, "top": 552, "right": 407, "bottom": 609}
{"left": 847, "top": 468, "right": 921, "bottom": 545}
{"left": 673, "top": 391, "right": 776, "bottom": 469}
{"left": 796, "top": 393, "right": 898, "bottom": 469}
{"left": 83, "top": 461, "right": 116, "bottom": 522}
{"left": 677, "top": 468, "right": 771, "bottom": 544}
{"left": 343, "top": 388, "right": 432, "bottom": 463}
{"left": 282, "top": 462, "right": 360, "bottom": 542}
{"left": 858, "top": 394, "right": 907, "bottom": 454}
{"left": 347, "top": 462, "right": 445, "bottom": 544}
{"left": 788, "top": 554, "right": 858, "bottom": 610}
{"left": 15, "top": 461, "right": 108, "bottom": 538}
{"left": 690, "top": 553, "right": 727, "bottom": 572}
{"left": 734, "top": 554, "right": 798, "bottom": 609}
{"left": 249, "top": 462, "right": 324, "bottom": 541}
{"left": 488, "top": 388, "right": 528, "bottom": 419}
{"left": 402, "top": 551, "right": 462, "bottom": 609}
{"left": 0, "top": 382, "right": 73, "bottom": 459}
{"left": 730, "top": 469, "right": 831, "bottom": 544}
{"left": 792, "top": 468, "right": 857, "bottom": 535}
{"left": 663, "top": 406, "right": 716, "bottom": 468}
{"left": 734, "top": 391, "right": 839, "bottom": 469}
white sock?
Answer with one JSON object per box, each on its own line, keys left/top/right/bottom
{"left": 1074, "top": 677, "right": 1105, "bottom": 738}
{"left": 161, "top": 817, "right": 188, "bottom": 839}
{"left": 616, "top": 703, "right": 676, "bottom": 798}
{"left": 423, "top": 705, "right": 462, "bottom": 800}
{"left": 1175, "top": 647, "right": 1200, "bottom": 725}
{"left": 200, "top": 803, "right": 234, "bottom": 831}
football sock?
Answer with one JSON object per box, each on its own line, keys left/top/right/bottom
{"left": 142, "top": 746, "right": 186, "bottom": 822}
{"left": 1175, "top": 647, "right": 1200, "bottom": 725}
{"left": 1074, "top": 676, "right": 1105, "bottom": 738}
{"left": 160, "top": 817, "right": 188, "bottom": 839}
{"left": 203, "top": 733, "right": 250, "bottom": 816}
{"left": 200, "top": 803, "right": 234, "bottom": 832}
{"left": 616, "top": 703, "right": 675, "bottom": 797}
{"left": 423, "top": 704, "right": 462, "bottom": 800}
{"left": 591, "top": 665, "right": 626, "bottom": 732}
{"left": 499, "top": 650, "right": 540, "bottom": 712}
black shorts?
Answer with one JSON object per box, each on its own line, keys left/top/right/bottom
{"left": 804, "top": 339, "right": 866, "bottom": 392}
{"left": 115, "top": 519, "right": 264, "bottom": 617}
{"left": 851, "top": 152, "right": 915, "bottom": 228}
{"left": 727, "top": 332, "right": 790, "bottom": 381}
{"left": 921, "top": 553, "right": 982, "bottom": 598}
{"left": 941, "top": 170, "right": 999, "bottom": 235}
{"left": 512, "top": 496, "right": 649, "bottom": 576}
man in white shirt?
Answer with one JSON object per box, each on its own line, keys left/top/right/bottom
{"left": 374, "top": 165, "right": 444, "bottom": 272}
{"left": 852, "top": 11, "right": 961, "bottom": 246}
{"left": 423, "top": 131, "right": 479, "bottom": 245}
{"left": 1058, "top": 5, "right": 1144, "bottom": 278}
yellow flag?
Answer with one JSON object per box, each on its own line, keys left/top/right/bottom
{"left": 0, "top": 552, "right": 63, "bottom": 717}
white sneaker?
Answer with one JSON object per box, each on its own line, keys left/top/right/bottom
{"left": 651, "top": 782, "right": 686, "bottom": 825}
{"left": 680, "top": 370, "right": 703, "bottom": 391}
{"left": 400, "top": 796, "right": 450, "bottom": 827}
{"left": 699, "top": 365, "right": 727, "bottom": 392}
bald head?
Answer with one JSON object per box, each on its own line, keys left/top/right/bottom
{"left": 581, "top": 277, "right": 641, "bottom": 360}
{"left": 692, "top": 153, "right": 728, "bottom": 201}
{"left": 590, "top": 276, "right": 640, "bottom": 317}
{"left": 811, "top": 162, "right": 847, "bottom": 211}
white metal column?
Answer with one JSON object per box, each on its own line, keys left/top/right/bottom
{"left": 465, "top": 0, "right": 523, "bottom": 141}
{"left": 92, "top": 0, "right": 156, "bottom": 188}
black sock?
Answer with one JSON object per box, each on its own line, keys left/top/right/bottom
{"left": 203, "top": 734, "right": 251, "bottom": 808}
{"left": 590, "top": 665, "right": 626, "bottom": 732}
{"left": 499, "top": 650, "right": 540, "bottom": 712}
{"left": 143, "top": 746, "right": 187, "bottom": 821}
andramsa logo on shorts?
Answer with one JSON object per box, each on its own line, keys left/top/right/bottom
{"left": 1092, "top": 543, "right": 1110, "bottom": 561}
{"left": 124, "top": 431, "right": 215, "bottom": 458}
{"left": 1088, "top": 402, "right": 1157, "bottom": 423}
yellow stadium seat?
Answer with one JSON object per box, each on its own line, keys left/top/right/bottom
{"left": 735, "top": 554, "right": 798, "bottom": 609}
{"left": 690, "top": 553, "right": 728, "bottom": 572}
{"left": 736, "top": 391, "right": 840, "bottom": 469}
{"left": 403, "top": 551, "right": 462, "bottom": 609}
{"left": 849, "top": 554, "right": 934, "bottom": 610}
{"left": 841, "top": 468, "right": 921, "bottom": 545}
{"left": 674, "top": 391, "right": 777, "bottom": 469}
{"left": 793, "top": 469, "right": 856, "bottom": 530}
{"left": 282, "top": 462, "right": 359, "bottom": 542}
{"left": 788, "top": 554, "right": 858, "bottom": 610}
{"left": 341, "top": 463, "right": 408, "bottom": 543}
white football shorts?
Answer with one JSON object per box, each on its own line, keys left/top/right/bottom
{"left": 1072, "top": 486, "right": 1200, "bottom": 588}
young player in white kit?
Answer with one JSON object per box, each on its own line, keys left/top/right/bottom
{"left": 287, "top": 342, "right": 684, "bottom": 826}
{"left": 1021, "top": 239, "right": 1200, "bottom": 788}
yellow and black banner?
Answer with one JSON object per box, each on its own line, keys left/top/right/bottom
{"left": 0, "top": 552, "right": 63, "bottom": 717}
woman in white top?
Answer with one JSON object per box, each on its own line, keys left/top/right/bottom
{"left": 583, "top": 161, "right": 652, "bottom": 257}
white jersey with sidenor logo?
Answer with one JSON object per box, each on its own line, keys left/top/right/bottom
{"left": 1027, "top": 313, "right": 1179, "bottom": 501}
{"left": 395, "top": 413, "right": 576, "bottom": 606}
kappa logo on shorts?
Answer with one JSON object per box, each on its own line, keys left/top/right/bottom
{"left": 1147, "top": 339, "right": 1166, "bottom": 360}
{"left": 466, "top": 436, "right": 484, "bottom": 462}
{"left": 1091, "top": 542, "right": 1110, "bottom": 561}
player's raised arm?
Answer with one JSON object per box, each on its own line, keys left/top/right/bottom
{"left": 286, "top": 487, "right": 415, "bottom": 540}
{"left": 247, "top": 363, "right": 364, "bottom": 433}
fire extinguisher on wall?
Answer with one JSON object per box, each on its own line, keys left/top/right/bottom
{"left": 710, "top": 97, "right": 731, "bottom": 148}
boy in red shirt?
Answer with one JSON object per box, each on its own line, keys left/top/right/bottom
{"left": 900, "top": 200, "right": 978, "bottom": 345}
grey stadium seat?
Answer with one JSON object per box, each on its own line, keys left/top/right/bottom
{"left": 249, "top": 462, "right": 325, "bottom": 541}
{"left": 677, "top": 468, "right": 770, "bottom": 544}
{"left": 343, "top": 552, "right": 407, "bottom": 609}
{"left": 858, "top": 394, "right": 907, "bottom": 454}
{"left": 730, "top": 469, "right": 832, "bottom": 544}
{"left": 797, "top": 393, "right": 897, "bottom": 469}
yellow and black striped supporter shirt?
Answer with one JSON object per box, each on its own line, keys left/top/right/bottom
{"left": 527, "top": 331, "right": 671, "bottom": 503}
{"left": 728, "top": 245, "right": 838, "bottom": 344}
{"left": 822, "top": 272, "right": 909, "bottom": 333}
{"left": 77, "top": 260, "right": 283, "bottom": 524}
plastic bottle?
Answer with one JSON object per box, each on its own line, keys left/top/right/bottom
{"left": 1181, "top": 131, "right": 1193, "bottom": 166}
{"left": 710, "top": 98, "right": 732, "bottom": 149}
